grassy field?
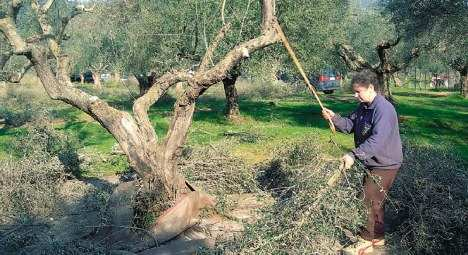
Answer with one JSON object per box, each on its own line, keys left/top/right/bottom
{"left": 1, "top": 81, "right": 467, "bottom": 177}
{"left": 1, "top": 80, "right": 467, "bottom": 254}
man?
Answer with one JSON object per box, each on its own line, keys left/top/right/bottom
{"left": 322, "top": 70, "right": 402, "bottom": 254}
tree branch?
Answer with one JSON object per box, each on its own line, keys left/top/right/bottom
{"left": 261, "top": 0, "right": 276, "bottom": 31}
{"left": 376, "top": 39, "right": 400, "bottom": 71}
{"left": 391, "top": 47, "right": 419, "bottom": 72}
{"left": 221, "top": 0, "right": 227, "bottom": 24}
{"left": 0, "top": 18, "right": 29, "bottom": 54}
{"left": 30, "top": 0, "right": 53, "bottom": 35}
{"left": 26, "top": 34, "right": 55, "bottom": 43}
{"left": 377, "top": 37, "right": 401, "bottom": 49}
{"left": 198, "top": 22, "right": 231, "bottom": 71}
{"left": 41, "top": 0, "right": 55, "bottom": 13}
{"left": 337, "top": 44, "right": 373, "bottom": 72}
{"left": 133, "top": 70, "right": 191, "bottom": 145}
{"left": 28, "top": 46, "right": 157, "bottom": 178}
{"left": 163, "top": 0, "right": 280, "bottom": 162}
{"left": 57, "top": 4, "right": 94, "bottom": 42}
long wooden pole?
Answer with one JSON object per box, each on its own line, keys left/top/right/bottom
{"left": 275, "top": 23, "right": 336, "bottom": 133}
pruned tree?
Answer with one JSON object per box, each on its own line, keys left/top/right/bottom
{"left": 338, "top": 38, "right": 418, "bottom": 99}
{"left": 0, "top": 0, "right": 281, "bottom": 243}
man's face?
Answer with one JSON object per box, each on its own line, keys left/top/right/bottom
{"left": 353, "top": 83, "right": 375, "bottom": 103}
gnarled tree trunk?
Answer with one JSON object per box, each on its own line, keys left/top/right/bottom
{"left": 338, "top": 39, "right": 418, "bottom": 103}
{"left": 1, "top": 0, "right": 281, "bottom": 246}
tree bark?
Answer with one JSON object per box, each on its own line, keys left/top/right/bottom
{"left": 2, "top": 0, "right": 281, "bottom": 244}
{"left": 79, "top": 72, "right": 84, "bottom": 84}
{"left": 375, "top": 72, "right": 385, "bottom": 95}
{"left": 223, "top": 70, "right": 240, "bottom": 119}
{"left": 92, "top": 71, "right": 101, "bottom": 89}
{"left": 461, "top": 68, "right": 468, "bottom": 98}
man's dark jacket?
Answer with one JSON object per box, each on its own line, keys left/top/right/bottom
{"left": 331, "top": 95, "right": 403, "bottom": 170}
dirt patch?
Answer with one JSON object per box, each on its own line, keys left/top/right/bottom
{"left": 433, "top": 92, "right": 450, "bottom": 97}
{"left": 398, "top": 115, "right": 410, "bottom": 123}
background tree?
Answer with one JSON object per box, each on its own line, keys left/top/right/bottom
{"left": 68, "top": 0, "right": 351, "bottom": 118}
{"left": 383, "top": 0, "right": 468, "bottom": 97}
{"left": 337, "top": 3, "right": 418, "bottom": 99}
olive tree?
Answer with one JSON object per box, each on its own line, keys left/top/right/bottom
{"left": 69, "top": 0, "right": 351, "bottom": 119}
{"left": 383, "top": 0, "right": 468, "bottom": 97}
{"left": 337, "top": 6, "right": 419, "bottom": 99}
{"left": 1, "top": 0, "right": 283, "bottom": 243}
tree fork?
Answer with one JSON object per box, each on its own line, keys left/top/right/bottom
{"left": 1, "top": 0, "right": 281, "bottom": 245}
{"left": 338, "top": 41, "right": 418, "bottom": 102}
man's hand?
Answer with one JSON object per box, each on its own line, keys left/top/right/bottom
{"left": 322, "top": 108, "right": 335, "bottom": 120}
{"left": 339, "top": 153, "right": 355, "bottom": 170}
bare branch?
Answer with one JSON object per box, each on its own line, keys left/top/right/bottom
{"left": 30, "top": 0, "right": 53, "bottom": 35}
{"left": 0, "top": 18, "right": 29, "bottom": 54}
{"left": 163, "top": 0, "right": 280, "bottom": 161}
{"left": 41, "top": 0, "right": 55, "bottom": 13}
{"left": 58, "top": 4, "right": 95, "bottom": 42}
{"left": 26, "top": 34, "right": 55, "bottom": 43}
{"left": 221, "top": 0, "right": 227, "bottom": 24}
{"left": 133, "top": 70, "right": 191, "bottom": 145}
{"left": 199, "top": 22, "right": 231, "bottom": 71}
{"left": 238, "top": 0, "right": 253, "bottom": 41}
{"left": 337, "top": 44, "right": 373, "bottom": 71}
{"left": 262, "top": 0, "right": 276, "bottom": 31}
{"left": 28, "top": 46, "right": 156, "bottom": 177}
{"left": 56, "top": 54, "right": 72, "bottom": 86}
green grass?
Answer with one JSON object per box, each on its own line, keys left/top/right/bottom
{"left": 392, "top": 89, "right": 468, "bottom": 156}
{"left": 1, "top": 84, "right": 467, "bottom": 176}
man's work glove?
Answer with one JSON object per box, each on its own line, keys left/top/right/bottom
{"left": 322, "top": 108, "right": 335, "bottom": 120}
{"left": 340, "top": 153, "right": 355, "bottom": 170}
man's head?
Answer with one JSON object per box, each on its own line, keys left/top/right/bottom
{"left": 350, "top": 70, "right": 379, "bottom": 103}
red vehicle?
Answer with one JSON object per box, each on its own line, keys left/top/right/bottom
{"left": 309, "top": 69, "right": 342, "bottom": 94}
